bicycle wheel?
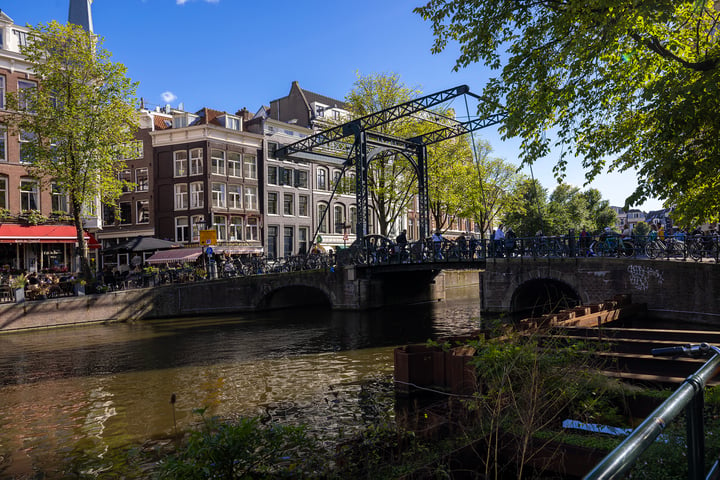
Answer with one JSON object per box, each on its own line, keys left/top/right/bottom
{"left": 645, "top": 241, "right": 661, "bottom": 259}
{"left": 688, "top": 238, "right": 703, "bottom": 261}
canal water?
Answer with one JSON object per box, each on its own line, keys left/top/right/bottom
{"left": 0, "top": 298, "right": 483, "bottom": 479}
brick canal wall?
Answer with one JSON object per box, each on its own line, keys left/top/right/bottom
{"left": 481, "top": 257, "right": 720, "bottom": 325}
{"left": 0, "top": 269, "right": 481, "bottom": 333}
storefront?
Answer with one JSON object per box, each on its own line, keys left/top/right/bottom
{"left": 0, "top": 224, "right": 100, "bottom": 273}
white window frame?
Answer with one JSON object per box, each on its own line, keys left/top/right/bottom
{"left": 267, "top": 192, "right": 278, "bottom": 215}
{"left": 229, "top": 216, "right": 243, "bottom": 241}
{"left": 174, "top": 150, "right": 188, "bottom": 177}
{"left": 246, "top": 217, "right": 259, "bottom": 241}
{"left": 20, "top": 178, "right": 39, "bottom": 211}
{"left": 174, "top": 183, "right": 188, "bottom": 210}
{"left": 228, "top": 184, "right": 242, "bottom": 209}
{"left": 213, "top": 214, "right": 227, "bottom": 241}
{"left": 175, "top": 216, "right": 189, "bottom": 242}
{"left": 135, "top": 167, "right": 149, "bottom": 192}
{"left": 212, "top": 182, "right": 226, "bottom": 208}
{"left": 211, "top": 149, "right": 226, "bottom": 176}
{"left": 136, "top": 200, "right": 150, "bottom": 224}
{"left": 190, "top": 148, "right": 203, "bottom": 175}
{"left": 243, "top": 154, "right": 257, "bottom": 179}
{"left": 0, "top": 176, "right": 7, "bottom": 209}
{"left": 191, "top": 215, "right": 205, "bottom": 242}
{"left": 228, "top": 151, "right": 242, "bottom": 177}
{"left": 190, "top": 181, "right": 204, "bottom": 209}
{"left": 244, "top": 186, "right": 257, "bottom": 210}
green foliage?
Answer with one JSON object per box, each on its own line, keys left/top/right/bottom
{"left": 157, "top": 409, "right": 323, "bottom": 479}
{"left": 21, "top": 209, "right": 48, "bottom": 225}
{"left": 633, "top": 221, "right": 651, "bottom": 237}
{"left": 5, "top": 20, "right": 138, "bottom": 281}
{"left": 463, "top": 332, "right": 614, "bottom": 478}
{"left": 415, "top": 0, "right": 720, "bottom": 225}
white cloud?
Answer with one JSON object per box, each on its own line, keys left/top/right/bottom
{"left": 176, "top": 0, "right": 219, "bottom": 4}
{"left": 161, "top": 91, "right": 177, "bottom": 103}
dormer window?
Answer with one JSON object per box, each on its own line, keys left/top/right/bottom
{"left": 172, "top": 113, "right": 199, "bottom": 129}
{"left": 316, "top": 106, "right": 324, "bottom": 117}
{"left": 218, "top": 114, "right": 241, "bottom": 131}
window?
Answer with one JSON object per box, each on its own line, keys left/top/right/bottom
{"left": 13, "top": 29, "right": 27, "bottom": 47}
{"left": 17, "top": 79, "right": 36, "bottom": 111}
{"left": 0, "top": 126, "right": 7, "bottom": 162}
{"left": 295, "top": 170, "right": 308, "bottom": 189}
{"left": 243, "top": 154, "right": 257, "bottom": 179}
{"left": 190, "top": 182, "right": 204, "bottom": 208}
{"left": 0, "top": 76, "right": 5, "bottom": 109}
{"left": 280, "top": 167, "right": 293, "bottom": 186}
{"left": 19, "top": 130, "right": 35, "bottom": 163}
{"left": 298, "top": 227, "right": 309, "bottom": 255}
{"left": 214, "top": 215, "right": 227, "bottom": 241}
{"left": 119, "top": 202, "right": 132, "bottom": 224}
{"left": 174, "top": 151, "right": 188, "bottom": 177}
{"left": 212, "top": 182, "right": 226, "bottom": 208}
{"left": 317, "top": 168, "right": 327, "bottom": 190}
{"left": 175, "top": 217, "right": 189, "bottom": 242}
{"left": 228, "top": 184, "right": 242, "bottom": 209}
{"left": 229, "top": 216, "right": 243, "bottom": 241}
{"left": 267, "top": 166, "right": 278, "bottom": 185}
{"left": 211, "top": 149, "right": 225, "bottom": 175}
{"left": 284, "top": 227, "right": 294, "bottom": 257}
{"left": 0, "top": 176, "right": 6, "bottom": 209}
{"left": 317, "top": 203, "right": 328, "bottom": 233}
{"left": 334, "top": 205, "right": 346, "bottom": 234}
{"left": 103, "top": 204, "right": 116, "bottom": 225}
{"left": 137, "top": 200, "right": 150, "bottom": 224}
{"left": 174, "top": 184, "right": 188, "bottom": 209}
{"left": 244, "top": 186, "right": 257, "bottom": 210}
{"left": 191, "top": 215, "right": 205, "bottom": 242}
{"left": 135, "top": 168, "right": 149, "bottom": 192}
{"left": 267, "top": 192, "right": 278, "bottom": 215}
{"left": 283, "top": 194, "right": 294, "bottom": 216}
{"left": 51, "top": 183, "right": 67, "bottom": 213}
{"left": 246, "top": 217, "right": 258, "bottom": 241}
{"left": 20, "top": 179, "right": 39, "bottom": 211}
{"left": 119, "top": 169, "right": 132, "bottom": 192}
{"left": 333, "top": 170, "right": 342, "bottom": 189}
{"left": 224, "top": 116, "right": 241, "bottom": 131}
{"left": 350, "top": 206, "right": 357, "bottom": 234}
{"left": 190, "top": 148, "right": 203, "bottom": 175}
{"left": 298, "top": 195, "right": 309, "bottom": 217}
{"left": 228, "top": 151, "right": 242, "bottom": 177}
{"left": 267, "top": 226, "right": 278, "bottom": 259}
{"left": 267, "top": 142, "right": 278, "bottom": 159}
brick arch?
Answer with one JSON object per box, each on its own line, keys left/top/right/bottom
{"left": 254, "top": 280, "right": 335, "bottom": 310}
{"left": 500, "top": 267, "right": 589, "bottom": 312}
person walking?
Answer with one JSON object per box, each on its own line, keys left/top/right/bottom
{"left": 494, "top": 224, "right": 505, "bottom": 257}
{"left": 432, "top": 229, "right": 443, "bottom": 260}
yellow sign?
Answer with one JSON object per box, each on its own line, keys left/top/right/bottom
{"left": 199, "top": 229, "right": 217, "bottom": 246}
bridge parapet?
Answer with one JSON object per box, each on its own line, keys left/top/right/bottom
{"left": 482, "top": 257, "right": 720, "bottom": 324}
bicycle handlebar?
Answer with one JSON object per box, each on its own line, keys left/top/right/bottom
{"left": 651, "top": 343, "right": 720, "bottom": 358}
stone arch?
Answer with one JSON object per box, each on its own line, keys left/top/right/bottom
{"left": 501, "top": 268, "right": 587, "bottom": 316}
{"left": 256, "top": 283, "right": 333, "bottom": 310}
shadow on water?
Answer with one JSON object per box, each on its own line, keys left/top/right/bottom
{"left": 0, "top": 298, "right": 484, "bottom": 478}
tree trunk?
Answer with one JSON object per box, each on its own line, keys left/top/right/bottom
{"left": 72, "top": 196, "right": 92, "bottom": 283}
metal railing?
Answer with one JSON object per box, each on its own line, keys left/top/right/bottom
{"left": 585, "top": 343, "right": 720, "bottom": 480}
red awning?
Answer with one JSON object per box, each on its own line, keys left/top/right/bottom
{"left": 0, "top": 224, "right": 89, "bottom": 244}
{"left": 86, "top": 231, "right": 101, "bottom": 249}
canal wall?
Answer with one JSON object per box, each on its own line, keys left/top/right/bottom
{"left": 0, "top": 269, "right": 480, "bottom": 333}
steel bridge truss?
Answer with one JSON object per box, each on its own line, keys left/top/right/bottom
{"left": 275, "top": 85, "right": 506, "bottom": 243}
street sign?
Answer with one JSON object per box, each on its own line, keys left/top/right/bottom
{"left": 200, "top": 229, "right": 217, "bottom": 246}
{"left": 206, "top": 246, "right": 213, "bottom": 255}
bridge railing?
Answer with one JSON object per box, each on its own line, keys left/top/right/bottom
{"left": 345, "top": 233, "right": 720, "bottom": 266}
{"left": 585, "top": 343, "right": 720, "bottom": 480}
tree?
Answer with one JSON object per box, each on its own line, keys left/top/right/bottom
{"left": 502, "top": 179, "right": 548, "bottom": 237}
{"left": 426, "top": 130, "right": 475, "bottom": 234}
{"left": 415, "top": 1, "right": 720, "bottom": 225}
{"left": 461, "top": 140, "right": 522, "bottom": 240}
{"left": 6, "top": 21, "right": 138, "bottom": 281}
{"left": 344, "top": 73, "right": 421, "bottom": 237}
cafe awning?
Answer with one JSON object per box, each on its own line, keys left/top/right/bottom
{"left": 0, "top": 224, "right": 91, "bottom": 244}
{"left": 146, "top": 247, "right": 203, "bottom": 265}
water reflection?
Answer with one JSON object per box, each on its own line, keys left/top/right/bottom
{"left": 0, "top": 298, "right": 481, "bottom": 478}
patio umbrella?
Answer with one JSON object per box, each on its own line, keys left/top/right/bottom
{"left": 104, "top": 236, "right": 180, "bottom": 253}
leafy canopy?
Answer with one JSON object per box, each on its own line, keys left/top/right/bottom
{"left": 415, "top": 1, "right": 720, "bottom": 225}
{"left": 6, "top": 21, "right": 138, "bottom": 278}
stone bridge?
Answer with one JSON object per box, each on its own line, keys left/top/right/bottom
{"left": 481, "top": 257, "right": 720, "bottom": 324}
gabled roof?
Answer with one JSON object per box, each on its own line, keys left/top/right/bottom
{"left": 0, "top": 10, "right": 15, "bottom": 25}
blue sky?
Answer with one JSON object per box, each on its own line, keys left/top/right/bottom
{"left": 7, "top": 0, "right": 662, "bottom": 211}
